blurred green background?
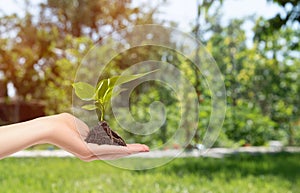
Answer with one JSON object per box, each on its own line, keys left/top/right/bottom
{"left": 0, "top": 0, "right": 299, "bottom": 192}
{"left": 0, "top": 0, "right": 299, "bottom": 147}
{"left": 1, "top": 153, "right": 300, "bottom": 193}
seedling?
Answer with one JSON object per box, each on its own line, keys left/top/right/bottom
{"left": 73, "top": 70, "right": 157, "bottom": 146}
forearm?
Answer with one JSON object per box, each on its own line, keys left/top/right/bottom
{"left": 0, "top": 116, "right": 54, "bottom": 159}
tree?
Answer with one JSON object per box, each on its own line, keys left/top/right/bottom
{"left": 253, "top": 0, "right": 300, "bottom": 145}
{"left": 267, "top": 0, "right": 299, "bottom": 29}
{"left": 0, "top": 0, "right": 160, "bottom": 117}
{"left": 252, "top": 21, "right": 300, "bottom": 145}
{"left": 39, "top": 0, "right": 156, "bottom": 40}
{"left": 205, "top": 19, "right": 282, "bottom": 146}
{"left": 255, "top": 0, "right": 300, "bottom": 50}
{"left": 191, "top": 0, "right": 224, "bottom": 146}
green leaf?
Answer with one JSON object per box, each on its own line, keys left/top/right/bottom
{"left": 72, "top": 82, "right": 95, "bottom": 101}
{"left": 96, "top": 79, "right": 109, "bottom": 101}
{"left": 102, "top": 87, "right": 126, "bottom": 104}
{"left": 102, "top": 88, "right": 127, "bottom": 110}
{"left": 102, "top": 87, "right": 113, "bottom": 103}
{"left": 93, "top": 69, "right": 159, "bottom": 119}
{"left": 96, "top": 69, "right": 158, "bottom": 103}
{"left": 81, "top": 104, "right": 97, "bottom": 110}
{"left": 110, "top": 69, "right": 159, "bottom": 86}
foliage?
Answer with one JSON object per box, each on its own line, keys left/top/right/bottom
{"left": 0, "top": 0, "right": 299, "bottom": 147}
{"left": 73, "top": 70, "right": 157, "bottom": 121}
{"left": 255, "top": 0, "right": 300, "bottom": 44}
{"left": 205, "top": 17, "right": 300, "bottom": 146}
{"left": 1, "top": 153, "right": 300, "bottom": 192}
{"left": 223, "top": 101, "right": 278, "bottom": 146}
{"left": 252, "top": 22, "right": 300, "bottom": 145}
{"left": 0, "top": 0, "right": 158, "bottom": 115}
{"left": 40, "top": 0, "right": 156, "bottom": 39}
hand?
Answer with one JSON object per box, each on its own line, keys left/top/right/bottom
{"left": 0, "top": 113, "right": 149, "bottom": 161}
{"left": 48, "top": 113, "right": 149, "bottom": 161}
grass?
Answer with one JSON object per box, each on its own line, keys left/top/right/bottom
{"left": 0, "top": 152, "right": 299, "bottom": 193}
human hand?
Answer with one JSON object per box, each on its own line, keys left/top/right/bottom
{"left": 47, "top": 113, "right": 149, "bottom": 161}
{"left": 0, "top": 113, "right": 149, "bottom": 161}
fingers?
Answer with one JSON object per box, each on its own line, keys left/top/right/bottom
{"left": 86, "top": 144, "right": 127, "bottom": 155}
{"left": 81, "top": 143, "right": 149, "bottom": 162}
{"left": 86, "top": 143, "right": 149, "bottom": 155}
{"left": 81, "top": 150, "right": 145, "bottom": 161}
{"left": 77, "top": 144, "right": 150, "bottom": 161}
{"left": 126, "top": 144, "right": 149, "bottom": 153}
{"left": 94, "top": 153, "right": 132, "bottom": 160}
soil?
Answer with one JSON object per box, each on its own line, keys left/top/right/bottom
{"left": 85, "top": 121, "right": 126, "bottom": 146}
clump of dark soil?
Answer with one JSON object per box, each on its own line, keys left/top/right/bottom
{"left": 85, "top": 121, "right": 126, "bottom": 146}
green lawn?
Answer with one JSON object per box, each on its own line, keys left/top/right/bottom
{"left": 0, "top": 153, "right": 299, "bottom": 193}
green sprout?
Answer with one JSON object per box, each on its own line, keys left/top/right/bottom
{"left": 73, "top": 70, "right": 157, "bottom": 121}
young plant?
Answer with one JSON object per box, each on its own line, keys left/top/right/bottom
{"left": 72, "top": 70, "right": 157, "bottom": 146}
{"left": 73, "top": 70, "right": 156, "bottom": 122}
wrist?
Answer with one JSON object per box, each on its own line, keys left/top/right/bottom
{"left": 30, "top": 115, "right": 57, "bottom": 145}
{"left": 39, "top": 113, "right": 76, "bottom": 144}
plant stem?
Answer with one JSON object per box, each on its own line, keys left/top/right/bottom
{"left": 96, "top": 108, "right": 102, "bottom": 122}
{"left": 95, "top": 102, "right": 105, "bottom": 122}
{"left": 100, "top": 109, "right": 104, "bottom": 121}
{"left": 100, "top": 104, "right": 105, "bottom": 121}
